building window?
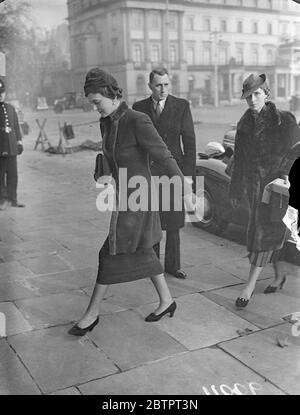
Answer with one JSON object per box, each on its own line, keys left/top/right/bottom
{"left": 133, "top": 44, "right": 142, "bottom": 64}
{"left": 281, "top": 22, "right": 288, "bottom": 35}
{"left": 267, "top": 49, "right": 273, "bottom": 65}
{"left": 238, "top": 0, "right": 243, "bottom": 5}
{"left": 187, "top": 47, "right": 195, "bottom": 65}
{"left": 203, "top": 46, "right": 211, "bottom": 64}
{"left": 237, "top": 21, "right": 243, "bottom": 33}
{"left": 136, "top": 75, "right": 146, "bottom": 95}
{"left": 252, "top": 49, "right": 258, "bottom": 65}
{"left": 268, "top": 23, "right": 272, "bottom": 35}
{"left": 132, "top": 10, "right": 143, "bottom": 30}
{"left": 219, "top": 47, "right": 227, "bottom": 65}
{"left": 111, "top": 13, "right": 117, "bottom": 30}
{"left": 253, "top": 22, "right": 258, "bottom": 34}
{"left": 171, "top": 74, "right": 179, "bottom": 95}
{"left": 151, "top": 12, "right": 160, "bottom": 29}
{"left": 221, "top": 20, "right": 227, "bottom": 32}
{"left": 169, "top": 45, "right": 176, "bottom": 64}
{"left": 151, "top": 44, "right": 160, "bottom": 63}
{"left": 186, "top": 16, "right": 194, "bottom": 31}
{"left": 204, "top": 18, "right": 211, "bottom": 32}
{"left": 268, "top": 0, "right": 272, "bottom": 8}
{"left": 87, "top": 22, "right": 96, "bottom": 33}
{"left": 169, "top": 12, "right": 178, "bottom": 30}
{"left": 295, "top": 23, "right": 300, "bottom": 37}
{"left": 77, "top": 41, "right": 85, "bottom": 67}
{"left": 236, "top": 47, "right": 243, "bottom": 64}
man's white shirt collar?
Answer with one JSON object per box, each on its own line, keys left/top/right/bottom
{"left": 152, "top": 96, "right": 167, "bottom": 110}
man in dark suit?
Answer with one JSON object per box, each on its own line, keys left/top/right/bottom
{"left": 0, "top": 79, "right": 24, "bottom": 210}
{"left": 133, "top": 68, "right": 196, "bottom": 279}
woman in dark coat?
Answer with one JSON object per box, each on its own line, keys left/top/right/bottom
{"left": 229, "top": 73, "right": 300, "bottom": 308}
{"left": 69, "top": 68, "right": 195, "bottom": 335}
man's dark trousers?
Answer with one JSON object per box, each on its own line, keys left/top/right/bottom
{"left": 0, "top": 156, "right": 17, "bottom": 202}
{"left": 153, "top": 230, "right": 180, "bottom": 274}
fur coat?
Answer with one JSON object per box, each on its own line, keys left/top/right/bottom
{"left": 229, "top": 101, "right": 300, "bottom": 252}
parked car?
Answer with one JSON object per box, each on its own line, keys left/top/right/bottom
{"left": 223, "top": 123, "right": 236, "bottom": 150}
{"left": 53, "top": 92, "right": 93, "bottom": 113}
{"left": 193, "top": 145, "right": 248, "bottom": 235}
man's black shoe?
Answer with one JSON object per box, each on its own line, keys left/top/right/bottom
{"left": 10, "top": 201, "right": 25, "bottom": 208}
{"left": 167, "top": 270, "right": 187, "bottom": 279}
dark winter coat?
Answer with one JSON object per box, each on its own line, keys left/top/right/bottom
{"left": 133, "top": 95, "right": 196, "bottom": 230}
{"left": 100, "top": 101, "right": 185, "bottom": 255}
{"left": 0, "top": 102, "right": 22, "bottom": 156}
{"left": 289, "top": 156, "right": 300, "bottom": 211}
{"left": 229, "top": 101, "right": 300, "bottom": 252}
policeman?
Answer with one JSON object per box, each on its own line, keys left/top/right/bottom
{"left": 0, "top": 79, "right": 24, "bottom": 210}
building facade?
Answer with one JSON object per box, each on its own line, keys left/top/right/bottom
{"left": 67, "top": 0, "right": 300, "bottom": 105}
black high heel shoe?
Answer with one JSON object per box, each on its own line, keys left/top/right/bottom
{"left": 68, "top": 316, "right": 99, "bottom": 336}
{"left": 145, "top": 301, "right": 177, "bottom": 322}
{"left": 264, "top": 275, "right": 286, "bottom": 294}
{"left": 235, "top": 292, "right": 253, "bottom": 309}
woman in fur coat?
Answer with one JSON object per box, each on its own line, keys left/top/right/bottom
{"left": 229, "top": 73, "right": 300, "bottom": 308}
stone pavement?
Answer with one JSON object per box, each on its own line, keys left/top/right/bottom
{"left": 0, "top": 128, "right": 300, "bottom": 396}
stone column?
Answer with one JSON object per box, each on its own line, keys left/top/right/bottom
{"left": 290, "top": 73, "right": 295, "bottom": 96}
{"left": 122, "top": 8, "right": 128, "bottom": 62}
{"left": 162, "top": 9, "right": 168, "bottom": 67}
{"left": 228, "top": 72, "right": 232, "bottom": 102}
{"left": 286, "top": 73, "right": 289, "bottom": 99}
{"left": 273, "top": 72, "right": 278, "bottom": 99}
{"left": 178, "top": 11, "right": 185, "bottom": 64}
{"left": 144, "top": 9, "right": 150, "bottom": 63}
{"left": 123, "top": 8, "right": 131, "bottom": 62}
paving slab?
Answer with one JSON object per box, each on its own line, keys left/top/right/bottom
{"left": 214, "top": 256, "right": 274, "bottom": 281}
{"left": 0, "top": 339, "right": 41, "bottom": 395}
{"left": 219, "top": 323, "right": 300, "bottom": 395}
{"left": 24, "top": 268, "right": 97, "bottom": 296}
{"left": 0, "top": 261, "right": 34, "bottom": 280}
{"left": 0, "top": 230, "right": 23, "bottom": 244}
{"left": 48, "top": 387, "right": 81, "bottom": 395}
{"left": 136, "top": 293, "right": 259, "bottom": 350}
{"left": 14, "top": 290, "right": 90, "bottom": 329}
{"left": 83, "top": 279, "right": 160, "bottom": 310}
{"left": 57, "top": 248, "right": 98, "bottom": 270}
{"left": 0, "top": 279, "right": 41, "bottom": 302}
{"left": 52, "top": 233, "right": 106, "bottom": 251}
{"left": 8, "top": 326, "right": 118, "bottom": 394}
{"left": 88, "top": 309, "right": 187, "bottom": 371}
{"left": 0, "top": 302, "right": 32, "bottom": 336}
{"left": 165, "top": 264, "right": 242, "bottom": 293}
{"left": 19, "top": 254, "right": 72, "bottom": 276}
{"left": 7, "top": 219, "right": 99, "bottom": 236}
{"left": 78, "top": 347, "right": 283, "bottom": 395}
{"left": 204, "top": 278, "right": 300, "bottom": 329}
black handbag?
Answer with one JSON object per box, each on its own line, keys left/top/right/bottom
{"left": 94, "top": 152, "right": 104, "bottom": 182}
{"left": 94, "top": 151, "right": 111, "bottom": 182}
{"left": 268, "top": 192, "right": 289, "bottom": 222}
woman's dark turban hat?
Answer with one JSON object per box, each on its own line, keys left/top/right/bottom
{"left": 84, "top": 67, "right": 122, "bottom": 98}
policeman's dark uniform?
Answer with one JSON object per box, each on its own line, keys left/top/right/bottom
{"left": 0, "top": 79, "right": 24, "bottom": 208}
